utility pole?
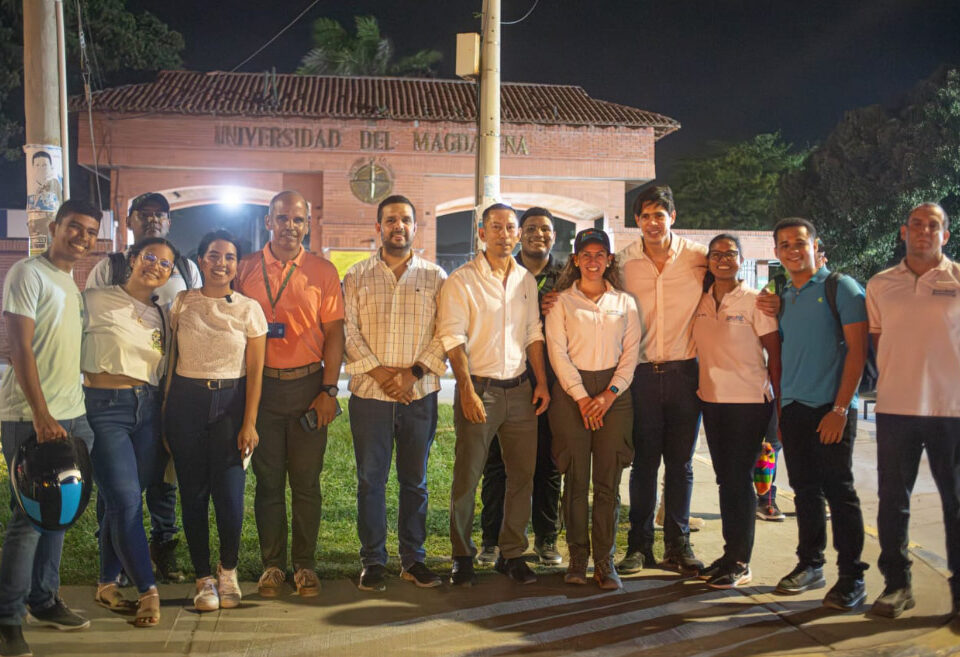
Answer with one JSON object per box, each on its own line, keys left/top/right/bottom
{"left": 474, "top": 0, "right": 501, "bottom": 256}
{"left": 22, "top": 0, "right": 66, "bottom": 256}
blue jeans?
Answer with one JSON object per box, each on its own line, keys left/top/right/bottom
{"left": 349, "top": 393, "right": 437, "bottom": 569}
{"left": 164, "top": 375, "right": 246, "bottom": 578}
{"left": 876, "top": 413, "right": 960, "bottom": 603}
{"left": 85, "top": 385, "right": 164, "bottom": 592}
{"left": 0, "top": 417, "right": 94, "bottom": 625}
{"left": 627, "top": 359, "right": 702, "bottom": 549}
{"left": 145, "top": 458, "right": 178, "bottom": 544}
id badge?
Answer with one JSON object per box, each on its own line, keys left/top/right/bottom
{"left": 267, "top": 322, "right": 286, "bottom": 339}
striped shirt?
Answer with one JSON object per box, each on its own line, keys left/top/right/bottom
{"left": 343, "top": 251, "right": 448, "bottom": 401}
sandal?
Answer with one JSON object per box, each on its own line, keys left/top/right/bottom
{"left": 134, "top": 589, "right": 160, "bottom": 627}
{"left": 95, "top": 582, "right": 135, "bottom": 611}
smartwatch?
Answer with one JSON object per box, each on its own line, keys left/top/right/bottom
{"left": 320, "top": 384, "right": 339, "bottom": 398}
{"left": 609, "top": 385, "right": 620, "bottom": 396}
{"left": 411, "top": 364, "right": 425, "bottom": 380}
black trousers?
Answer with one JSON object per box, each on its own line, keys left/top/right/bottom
{"left": 479, "top": 410, "right": 561, "bottom": 547}
{"left": 779, "top": 401, "right": 867, "bottom": 578}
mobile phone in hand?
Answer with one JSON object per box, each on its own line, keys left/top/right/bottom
{"left": 299, "top": 401, "right": 342, "bottom": 432}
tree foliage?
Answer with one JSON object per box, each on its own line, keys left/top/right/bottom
{"left": 0, "top": 0, "right": 184, "bottom": 160}
{"left": 297, "top": 15, "right": 441, "bottom": 77}
{"left": 672, "top": 132, "right": 808, "bottom": 230}
{"left": 777, "top": 66, "right": 960, "bottom": 281}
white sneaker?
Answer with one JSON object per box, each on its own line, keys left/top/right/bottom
{"left": 194, "top": 576, "right": 219, "bottom": 611}
{"left": 217, "top": 564, "right": 241, "bottom": 609}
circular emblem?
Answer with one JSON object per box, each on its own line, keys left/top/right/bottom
{"left": 349, "top": 158, "right": 394, "bottom": 204}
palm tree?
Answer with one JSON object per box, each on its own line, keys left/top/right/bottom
{"left": 297, "top": 15, "right": 441, "bottom": 77}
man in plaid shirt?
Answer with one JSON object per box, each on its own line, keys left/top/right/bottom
{"left": 343, "top": 195, "right": 448, "bottom": 592}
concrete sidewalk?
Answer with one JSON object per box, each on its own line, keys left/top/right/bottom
{"left": 20, "top": 431, "right": 960, "bottom": 657}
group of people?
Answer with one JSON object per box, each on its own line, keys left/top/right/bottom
{"left": 0, "top": 184, "right": 957, "bottom": 657}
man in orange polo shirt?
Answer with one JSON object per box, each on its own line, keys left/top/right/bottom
{"left": 236, "top": 190, "right": 345, "bottom": 598}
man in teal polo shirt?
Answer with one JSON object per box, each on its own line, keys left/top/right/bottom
{"left": 772, "top": 217, "right": 869, "bottom": 611}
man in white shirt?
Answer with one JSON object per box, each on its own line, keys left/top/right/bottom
{"left": 343, "top": 195, "right": 448, "bottom": 593}
{"left": 85, "top": 191, "right": 199, "bottom": 582}
{"left": 437, "top": 203, "right": 550, "bottom": 586}
{"left": 866, "top": 202, "right": 960, "bottom": 620}
{"left": 617, "top": 185, "right": 708, "bottom": 575}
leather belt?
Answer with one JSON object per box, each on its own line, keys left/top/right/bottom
{"left": 637, "top": 359, "right": 696, "bottom": 374}
{"left": 263, "top": 361, "right": 323, "bottom": 380}
{"left": 181, "top": 378, "right": 238, "bottom": 390}
{"left": 470, "top": 372, "right": 529, "bottom": 389}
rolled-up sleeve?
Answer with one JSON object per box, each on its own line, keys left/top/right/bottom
{"left": 523, "top": 276, "right": 544, "bottom": 349}
{"left": 545, "top": 294, "right": 587, "bottom": 400}
{"left": 610, "top": 295, "right": 642, "bottom": 393}
{"left": 437, "top": 273, "right": 469, "bottom": 353}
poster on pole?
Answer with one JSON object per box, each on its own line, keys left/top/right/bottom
{"left": 24, "top": 144, "right": 63, "bottom": 255}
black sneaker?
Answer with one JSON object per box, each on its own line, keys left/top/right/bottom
{"left": 150, "top": 538, "right": 187, "bottom": 583}
{"left": 495, "top": 556, "right": 536, "bottom": 584}
{"left": 870, "top": 585, "right": 915, "bottom": 618}
{"left": 823, "top": 576, "right": 866, "bottom": 611}
{"left": 707, "top": 563, "right": 752, "bottom": 590}
{"left": 25, "top": 599, "right": 90, "bottom": 631}
{"left": 661, "top": 537, "right": 704, "bottom": 575}
{"left": 401, "top": 562, "right": 442, "bottom": 588}
{"left": 0, "top": 625, "right": 31, "bottom": 657}
{"left": 698, "top": 558, "right": 724, "bottom": 581}
{"left": 533, "top": 538, "right": 563, "bottom": 565}
{"left": 450, "top": 556, "right": 476, "bottom": 586}
{"left": 358, "top": 564, "right": 387, "bottom": 592}
{"left": 756, "top": 501, "right": 786, "bottom": 522}
{"left": 775, "top": 564, "right": 826, "bottom": 594}
{"left": 617, "top": 548, "right": 656, "bottom": 575}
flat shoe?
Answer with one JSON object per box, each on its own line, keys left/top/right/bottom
{"left": 95, "top": 582, "right": 135, "bottom": 611}
{"left": 134, "top": 590, "right": 160, "bottom": 628}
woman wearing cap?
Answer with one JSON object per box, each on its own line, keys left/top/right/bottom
{"left": 545, "top": 228, "right": 641, "bottom": 590}
{"left": 82, "top": 237, "right": 178, "bottom": 626}
{"left": 693, "top": 233, "right": 781, "bottom": 588}
{"left": 164, "top": 230, "right": 267, "bottom": 612}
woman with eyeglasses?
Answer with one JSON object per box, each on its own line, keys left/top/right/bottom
{"left": 82, "top": 237, "right": 178, "bottom": 626}
{"left": 164, "top": 230, "right": 266, "bottom": 612}
{"left": 693, "top": 233, "right": 781, "bottom": 589}
{"left": 545, "top": 228, "right": 641, "bottom": 591}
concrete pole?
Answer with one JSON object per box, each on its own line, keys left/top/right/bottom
{"left": 55, "top": 0, "right": 69, "bottom": 200}
{"left": 23, "top": 0, "right": 64, "bottom": 255}
{"left": 473, "top": 0, "right": 501, "bottom": 256}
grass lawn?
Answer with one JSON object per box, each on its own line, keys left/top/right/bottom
{"left": 0, "top": 403, "right": 648, "bottom": 584}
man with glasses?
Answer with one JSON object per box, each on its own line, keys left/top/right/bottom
{"left": 866, "top": 203, "right": 960, "bottom": 620}
{"left": 86, "top": 191, "right": 198, "bottom": 584}
{"left": 438, "top": 203, "right": 550, "bottom": 586}
{"left": 478, "top": 207, "right": 564, "bottom": 566}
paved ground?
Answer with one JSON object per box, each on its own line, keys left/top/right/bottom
{"left": 20, "top": 411, "right": 959, "bottom": 657}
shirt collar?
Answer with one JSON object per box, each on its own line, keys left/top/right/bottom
{"left": 514, "top": 252, "right": 555, "bottom": 273}
{"left": 896, "top": 254, "right": 952, "bottom": 274}
{"left": 262, "top": 243, "right": 305, "bottom": 268}
{"left": 476, "top": 251, "right": 515, "bottom": 278}
{"left": 789, "top": 265, "right": 829, "bottom": 293}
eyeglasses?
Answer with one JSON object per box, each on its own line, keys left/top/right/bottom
{"left": 708, "top": 250, "right": 740, "bottom": 262}
{"left": 141, "top": 252, "right": 174, "bottom": 271}
{"left": 136, "top": 210, "right": 169, "bottom": 221}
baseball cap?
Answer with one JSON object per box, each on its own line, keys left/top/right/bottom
{"left": 130, "top": 192, "right": 170, "bottom": 214}
{"left": 573, "top": 228, "right": 611, "bottom": 253}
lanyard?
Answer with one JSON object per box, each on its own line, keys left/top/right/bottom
{"left": 261, "top": 252, "right": 297, "bottom": 315}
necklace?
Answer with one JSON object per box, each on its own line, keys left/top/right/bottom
{"left": 134, "top": 302, "right": 153, "bottom": 326}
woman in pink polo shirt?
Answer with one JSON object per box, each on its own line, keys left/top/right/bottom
{"left": 693, "top": 233, "right": 781, "bottom": 589}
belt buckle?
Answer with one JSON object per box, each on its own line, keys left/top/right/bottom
{"left": 652, "top": 363, "right": 665, "bottom": 374}
{"left": 206, "top": 380, "right": 219, "bottom": 390}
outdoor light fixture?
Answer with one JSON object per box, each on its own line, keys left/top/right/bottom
{"left": 219, "top": 187, "right": 243, "bottom": 209}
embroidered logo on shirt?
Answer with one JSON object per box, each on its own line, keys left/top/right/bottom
{"left": 932, "top": 288, "right": 957, "bottom": 297}
{"left": 725, "top": 314, "right": 747, "bottom": 323}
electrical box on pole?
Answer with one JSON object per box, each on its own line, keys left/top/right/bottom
{"left": 456, "top": 33, "right": 480, "bottom": 79}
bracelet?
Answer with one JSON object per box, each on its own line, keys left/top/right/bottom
{"left": 832, "top": 405, "right": 848, "bottom": 415}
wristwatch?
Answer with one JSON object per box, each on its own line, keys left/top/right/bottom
{"left": 831, "top": 404, "right": 848, "bottom": 415}
{"left": 411, "top": 364, "right": 425, "bottom": 380}
{"left": 320, "top": 384, "right": 339, "bottom": 398}
{"left": 609, "top": 385, "right": 620, "bottom": 396}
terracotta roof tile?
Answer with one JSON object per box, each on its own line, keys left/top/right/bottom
{"left": 71, "top": 70, "right": 679, "bottom": 139}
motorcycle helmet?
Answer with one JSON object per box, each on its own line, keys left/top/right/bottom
{"left": 10, "top": 435, "right": 92, "bottom": 531}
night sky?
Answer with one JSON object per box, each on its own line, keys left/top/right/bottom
{"left": 3, "top": 0, "right": 960, "bottom": 206}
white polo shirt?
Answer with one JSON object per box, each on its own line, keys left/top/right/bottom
{"left": 437, "top": 252, "right": 543, "bottom": 380}
{"left": 866, "top": 256, "right": 960, "bottom": 417}
{"left": 618, "top": 234, "right": 707, "bottom": 363}
{"left": 545, "top": 282, "right": 642, "bottom": 401}
{"left": 692, "top": 284, "right": 778, "bottom": 404}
